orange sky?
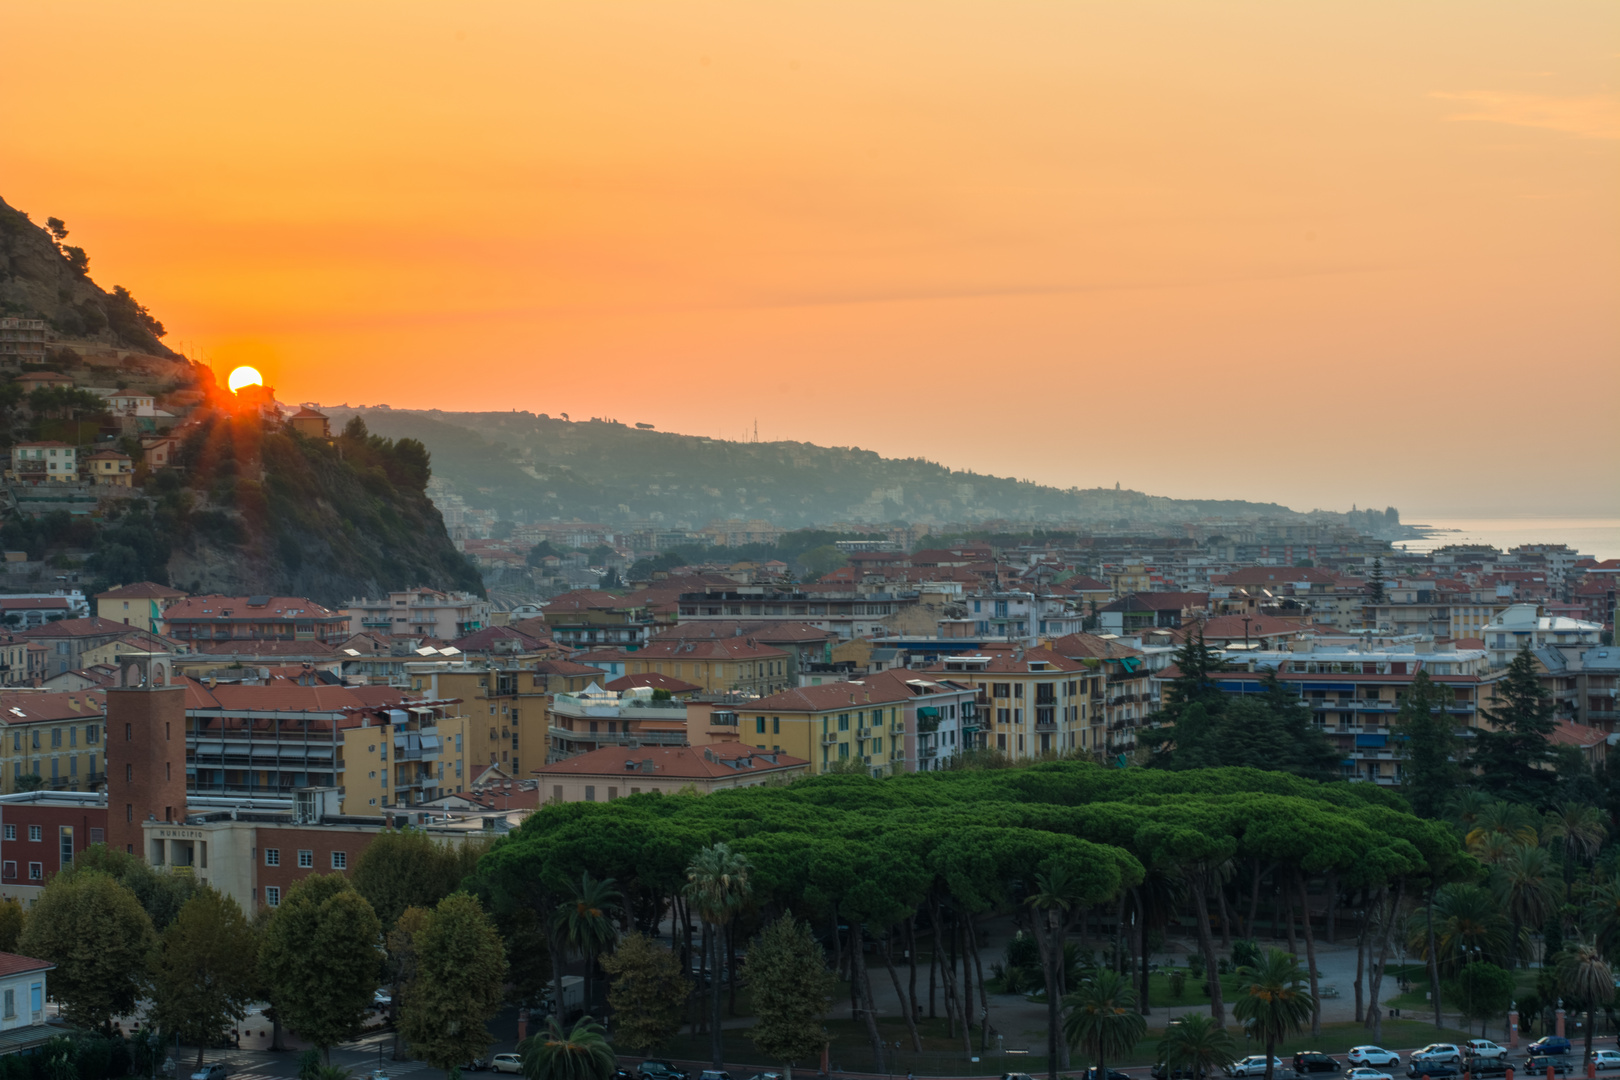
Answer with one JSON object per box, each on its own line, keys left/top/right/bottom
{"left": 4, "top": 2, "right": 1616, "bottom": 518}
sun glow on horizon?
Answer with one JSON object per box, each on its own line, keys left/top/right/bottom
{"left": 227, "top": 366, "right": 264, "bottom": 393}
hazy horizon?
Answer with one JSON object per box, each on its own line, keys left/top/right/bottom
{"left": 5, "top": 2, "right": 1616, "bottom": 519}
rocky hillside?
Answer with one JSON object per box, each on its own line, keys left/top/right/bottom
{"left": 0, "top": 196, "right": 176, "bottom": 356}
{"left": 0, "top": 195, "right": 482, "bottom": 605}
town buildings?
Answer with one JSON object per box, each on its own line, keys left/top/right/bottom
{"left": 533, "top": 743, "right": 808, "bottom": 803}
{"left": 163, "top": 596, "right": 351, "bottom": 645}
{"left": 95, "top": 582, "right": 188, "bottom": 633}
{"left": 5, "top": 443, "right": 76, "bottom": 483}
{"left": 0, "top": 692, "right": 106, "bottom": 795}
{"left": 345, "top": 588, "right": 491, "bottom": 640}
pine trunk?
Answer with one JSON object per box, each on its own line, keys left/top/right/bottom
{"left": 1299, "top": 876, "right": 1321, "bottom": 1038}
{"left": 850, "top": 922, "right": 886, "bottom": 1072}
{"left": 1190, "top": 870, "right": 1225, "bottom": 1025}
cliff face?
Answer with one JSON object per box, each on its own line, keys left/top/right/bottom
{"left": 0, "top": 197, "right": 176, "bottom": 356}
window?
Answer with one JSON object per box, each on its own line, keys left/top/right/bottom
{"left": 27, "top": 826, "right": 41, "bottom": 842}
{"left": 331, "top": 851, "right": 347, "bottom": 870}
{"left": 772, "top": 717, "right": 780, "bottom": 734}
{"left": 90, "top": 828, "right": 103, "bottom": 844}
{"left": 1013, "top": 683, "right": 1024, "bottom": 699}
{"left": 28, "top": 862, "right": 42, "bottom": 880}
{"left": 838, "top": 713, "right": 849, "bottom": 731}
{"left": 755, "top": 717, "right": 766, "bottom": 734}
{"left": 585, "top": 785, "right": 596, "bottom": 802}
{"left": 2, "top": 825, "right": 12, "bottom": 841}
{"left": 59, "top": 826, "right": 73, "bottom": 867}
{"left": 265, "top": 848, "right": 281, "bottom": 867}
{"left": 1, "top": 861, "right": 13, "bottom": 879}
{"left": 2, "top": 989, "right": 12, "bottom": 1019}
{"left": 992, "top": 683, "right": 1010, "bottom": 699}
{"left": 297, "top": 850, "right": 314, "bottom": 868}
{"left": 265, "top": 886, "right": 281, "bottom": 907}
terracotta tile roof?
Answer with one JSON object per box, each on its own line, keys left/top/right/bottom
{"left": 95, "top": 581, "right": 188, "bottom": 601}
{"left": 347, "top": 685, "right": 413, "bottom": 707}
{"left": 1101, "top": 592, "right": 1210, "bottom": 613}
{"left": 1048, "top": 632, "right": 1146, "bottom": 661}
{"left": 633, "top": 637, "right": 788, "bottom": 661}
{"left": 192, "top": 640, "right": 337, "bottom": 657}
{"left": 0, "top": 597, "right": 73, "bottom": 610}
{"left": 0, "top": 953, "right": 53, "bottom": 977}
{"left": 0, "top": 691, "right": 107, "bottom": 723}
{"left": 534, "top": 743, "right": 808, "bottom": 780}
{"left": 544, "top": 590, "right": 640, "bottom": 613}
{"left": 449, "top": 626, "right": 547, "bottom": 652}
{"left": 1192, "top": 614, "right": 1326, "bottom": 639}
{"left": 164, "top": 595, "right": 345, "bottom": 621}
{"left": 201, "top": 683, "right": 372, "bottom": 713}
{"left": 748, "top": 679, "right": 919, "bottom": 713}
{"left": 651, "top": 621, "right": 833, "bottom": 645}
{"left": 19, "top": 617, "right": 134, "bottom": 639}
{"left": 1217, "top": 567, "right": 1340, "bottom": 586}
{"left": 1549, "top": 721, "right": 1607, "bottom": 749}
{"left": 604, "top": 672, "right": 702, "bottom": 694}
{"left": 1058, "top": 575, "right": 1110, "bottom": 591}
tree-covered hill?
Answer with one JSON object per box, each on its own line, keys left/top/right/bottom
{"left": 332, "top": 407, "right": 1310, "bottom": 528}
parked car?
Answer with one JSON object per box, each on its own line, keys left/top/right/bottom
{"left": 743, "top": 1073, "right": 782, "bottom": 1080}
{"left": 1152, "top": 1065, "right": 1208, "bottom": 1080}
{"left": 1347, "top": 1069, "right": 1393, "bottom": 1080}
{"left": 1529, "top": 1038, "right": 1573, "bottom": 1058}
{"left": 464, "top": 1060, "right": 489, "bottom": 1073}
{"left": 1079, "top": 1069, "right": 1132, "bottom": 1080}
{"left": 1227, "top": 1057, "right": 1286, "bottom": 1077}
{"left": 698, "top": 1072, "right": 732, "bottom": 1080}
{"left": 1001, "top": 1073, "right": 1038, "bottom": 1080}
{"left": 1524, "top": 1058, "right": 1573, "bottom": 1076}
{"left": 610, "top": 1070, "right": 635, "bottom": 1080}
{"left": 639, "top": 1063, "right": 688, "bottom": 1080}
{"left": 1410, "top": 1046, "right": 1462, "bottom": 1067}
{"left": 1404, "top": 1067, "right": 1459, "bottom": 1080}
{"left": 640, "top": 1063, "right": 688, "bottom": 1080}
{"left": 1465, "top": 1041, "right": 1507, "bottom": 1061}
{"left": 1293, "top": 1052, "right": 1341, "bottom": 1074}
{"left": 492, "top": 1055, "right": 524, "bottom": 1075}
{"left": 191, "top": 1067, "right": 228, "bottom": 1080}
{"left": 1590, "top": 1051, "right": 1620, "bottom": 1071}
{"left": 1349, "top": 1049, "right": 1402, "bottom": 1068}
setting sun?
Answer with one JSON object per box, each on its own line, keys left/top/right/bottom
{"left": 227, "top": 365, "right": 264, "bottom": 393}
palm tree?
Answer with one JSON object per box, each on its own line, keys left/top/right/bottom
{"left": 1405, "top": 883, "right": 1513, "bottom": 976}
{"left": 1447, "top": 790, "right": 1494, "bottom": 836}
{"left": 1062, "top": 969, "right": 1147, "bottom": 1080}
{"left": 554, "top": 873, "right": 621, "bottom": 1014}
{"left": 1028, "top": 867, "right": 1083, "bottom": 1080}
{"left": 1543, "top": 803, "right": 1607, "bottom": 872}
{"left": 1588, "top": 874, "right": 1620, "bottom": 959}
{"left": 684, "top": 843, "right": 752, "bottom": 1068}
{"left": 1492, "top": 844, "right": 1561, "bottom": 971}
{"left": 1555, "top": 942, "right": 1615, "bottom": 1062}
{"left": 1156, "top": 1013, "right": 1236, "bottom": 1080}
{"left": 1232, "top": 948, "right": 1315, "bottom": 1080}
{"left": 1469, "top": 832, "right": 1516, "bottom": 867}
{"left": 518, "top": 1014, "right": 616, "bottom": 1080}
{"left": 1465, "top": 801, "right": 1540, "bottom": 850}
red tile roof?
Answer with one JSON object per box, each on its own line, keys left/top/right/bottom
{"left": 1048, "top": 632, "right": 1145, "bottom": 660}
{"left": 0, "top": 692, "right": 107, "bottom": 723}
{"left": 921, "top": 643, "right": 1087, "bottom": 675}
{"left": 604, "top": 673, "right": 702, "bottom": 694}
{"left": 632, "top": 637, "right": 788, "bottom": 661}
{"left": 651, "top": 621, "right": 832, "bottom": 645}
{"left": 19, "top": 617, "right": 135, "bottom": 639}
{"left": 747, "top": 679, "right": 919, "bottom": 713}
{"left": 165, "top": 595, "right": 345, "bottom": 621}
{"left": 534, "top": 659, "right": 606, "bottom": 677}
{"left": 0, "top": 953, "right": 53, "bottom": 977}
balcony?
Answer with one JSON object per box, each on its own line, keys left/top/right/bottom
{"left": 1034, "top": 720, "right": 1058, "bottom": 732}
{"left": 918, "top": 745, "right": 939, "bottom": 758}
{"left": 822, "top": 733, "right": 839, "bottom": 746}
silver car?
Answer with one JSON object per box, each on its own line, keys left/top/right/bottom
{"left": 1228, "top": 1058, "right": 1286, "bottom": 1078}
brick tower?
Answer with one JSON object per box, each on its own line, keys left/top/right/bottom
{"left": 105, "top": 652, "right": 188, "bottom": 859}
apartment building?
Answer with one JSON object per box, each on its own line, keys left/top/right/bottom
{"left": 6, "top": 443, "right": 77, "bottom": 484}
{"left": 726, "top": 679, "right": 914, "bottom": 776}
{"left": 1200, "top": 639, "right": 1500, "bottom": 785}
{"left": 616, "top": 636, "right": 791, "bottom": 696}
{"left": 1049, "top": 633, "right": 1158, "bottom": 751}
{"left": 95, "top": 582, "right": 189, "bottom": 632}
{"left": 545, "top": 686, "right": 690, "bottom": 760}
{"left": 404, "top": 661, "right": 556, "bottom": 776}
{"left": 923, "top": 644, "right": 1094, "bottom": 758}
{"left": 676, "top": 585, "right": 916, "bottom": 641}
{"left": 0, "top": 693, "right": 106, "bottom": 794}
{"left": 1481, "top": 603, "right": 1604, "bottom": 668}
{"left": 1097, "top": 593, "right": 1209, "bottom": 634}
{"left": 346, "top": 589, "right": 491, "bottom": 640}
{"left": 164, "top": 596, "right": 351, "bottom": 645}
{"left": 937, "top": 590, "right": 1085, "bottom": 643}
{"left": 0, "top": 317, "right": 47, "bottom": 366}
{"left": 0, "top": 790, "right": 105, "bottom": 895}
{"left": 18, "top": 618, "right": 138, "bottom": 679}
{"left": 182, "top": 680, "right": 470, "bottom": 814}
{"left": 535, "top": 744, "right": 809, "bottom": 803}
{"left": 540, "top": 591, "right": 655, "bottom": 650}
{"left": 647, "top": 620, "right": 833, "bottom": 684}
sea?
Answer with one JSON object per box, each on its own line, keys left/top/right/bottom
{"left": 1394, "top": 518, "right": 1620, "bottom": 562}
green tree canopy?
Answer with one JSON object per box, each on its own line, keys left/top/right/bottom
{"left": 258, "top": 874, "right": 384, "bottom": 1060}
{"left": 18, "top": 869, "right": 156, "bottom": 1031}
{"left": 398, "top": 893, "right": 508, "bottom": 1071}
{"left": 148, "top": 886, "right": 259, "bottom": 1065}
{"left": 351, "top": 828, "right": 484, "bottom": 930}
{"left": 599, "top": 932, "right": 689, "bottom": 1056}
{"left": 1472, "top": 646, "right": 1560, "bottom": 806}
{"left": 742, "top": 917, "right": 835, "bottom": 1080}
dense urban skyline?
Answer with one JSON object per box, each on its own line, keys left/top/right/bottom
{"left": 3, "top": 2, "right": 1616, "bottom": 519}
